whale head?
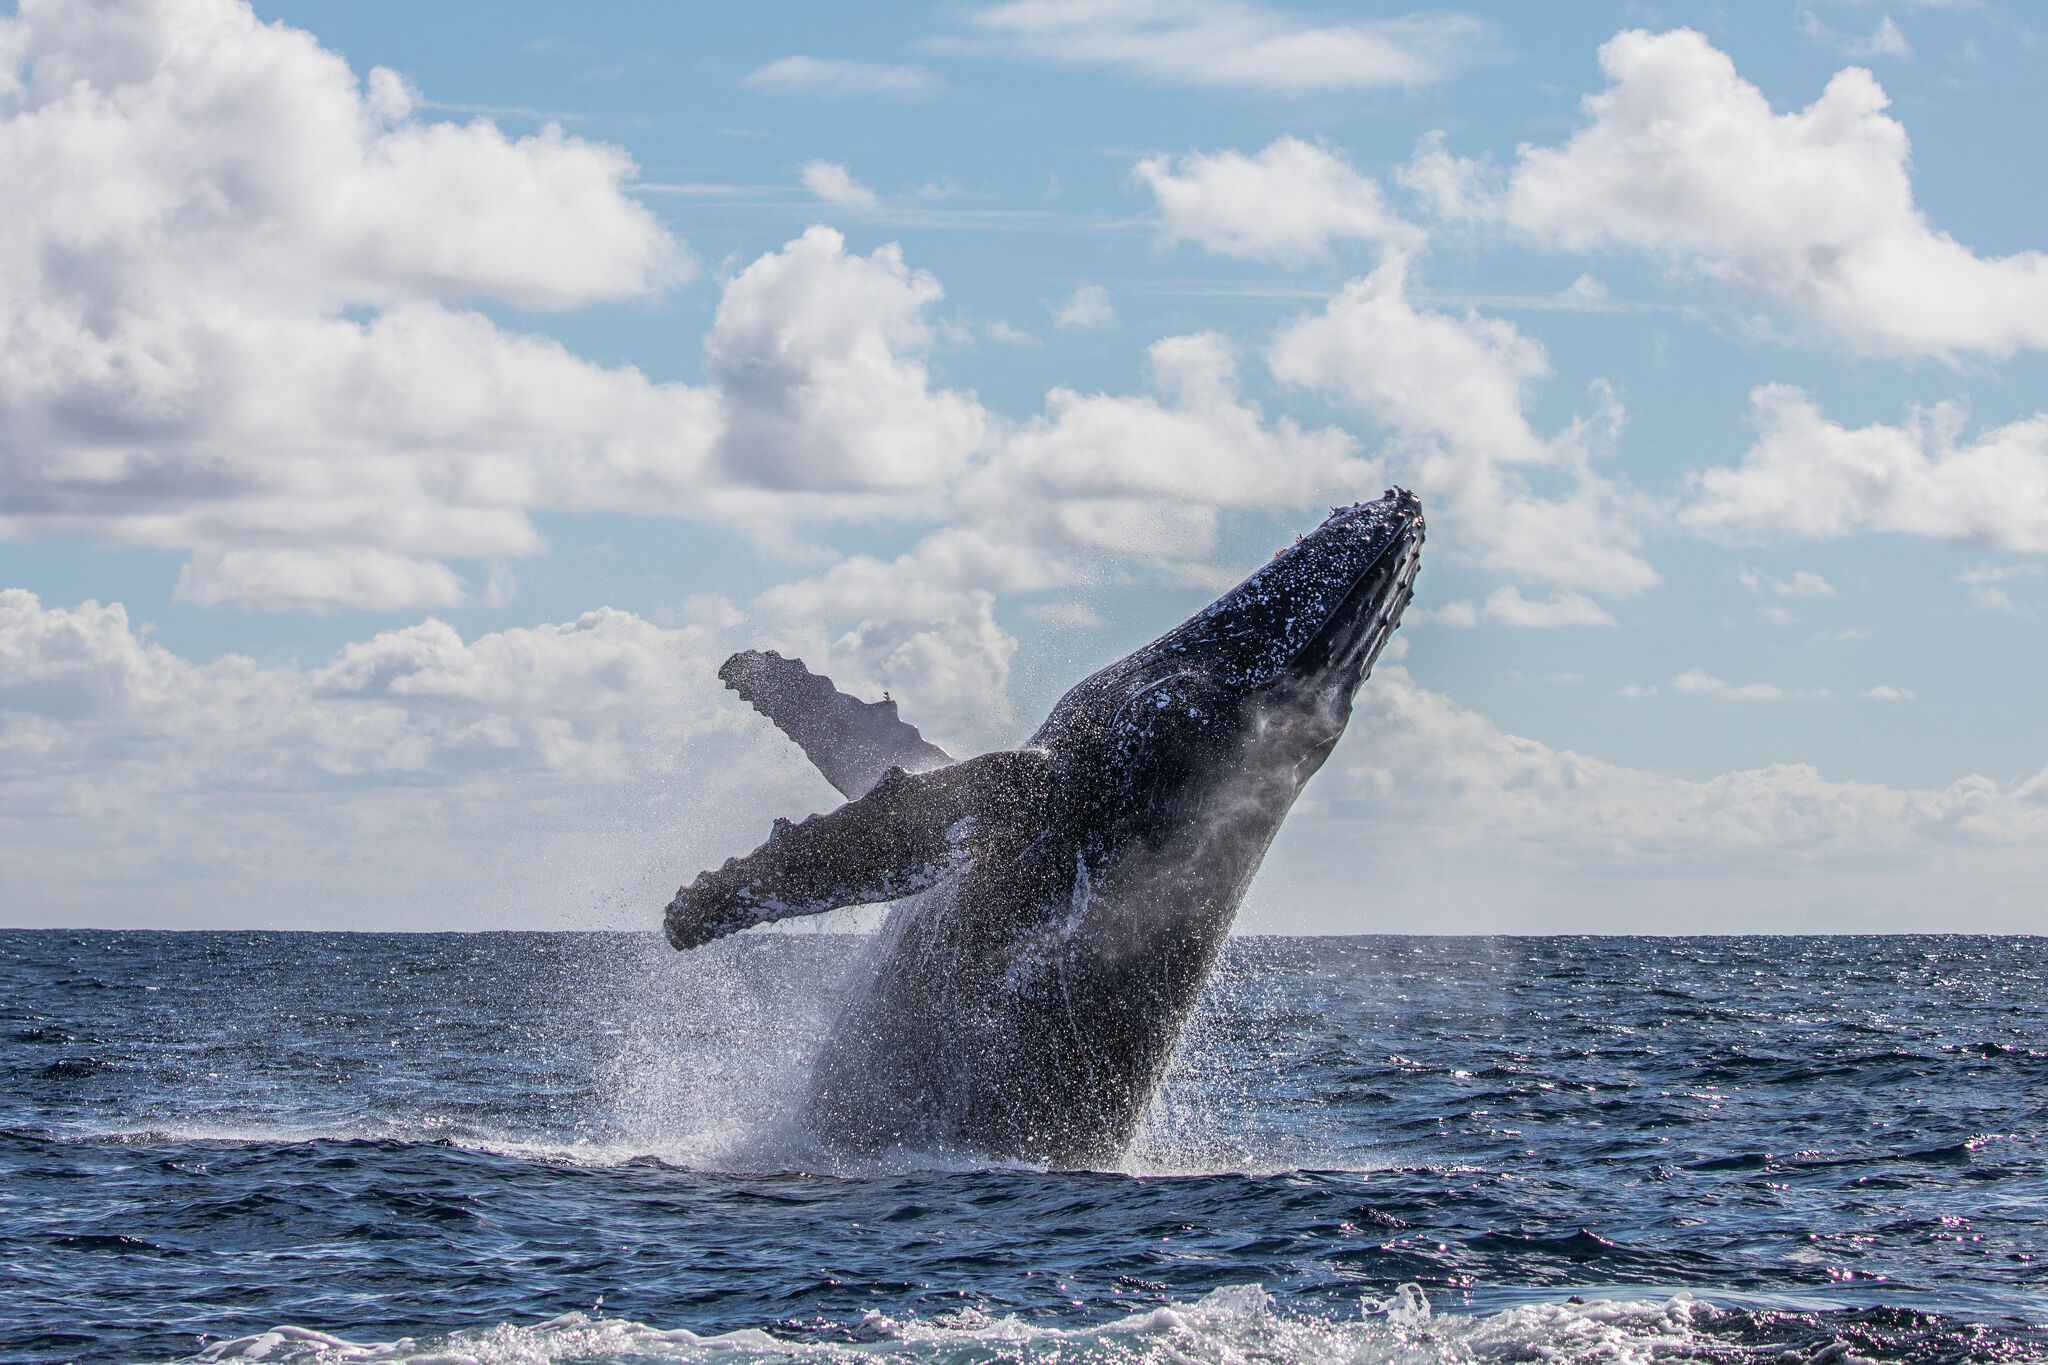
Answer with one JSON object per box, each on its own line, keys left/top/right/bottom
{"left": 1030, "top": 488, "right": 1424, "bottom": 785}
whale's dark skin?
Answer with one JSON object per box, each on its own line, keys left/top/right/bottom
{"left": 665, "top": 489, "right": 1424, "bottom": 1167}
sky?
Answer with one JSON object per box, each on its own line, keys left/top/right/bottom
{"left": 3, "top": 0, "right": 2046, "bottom": 934}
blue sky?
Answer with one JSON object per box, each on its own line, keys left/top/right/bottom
{"left": 3, "top": 0, "right": 2045, "bottom": 932}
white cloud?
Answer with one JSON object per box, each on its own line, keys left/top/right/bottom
{"left": 175, "top": 547, "right": 471, "bottom": 612}
{"left": 1853, "top": 15, "right": 1913, "bottom": 58}
{"left": 0, "top": 0, "right": 995, "bottom": 612}
{"left": 740, "top": 330, "right": 1380, "bottom": 742}
{"left": 12, "top": 591, "right": 2043, "bottom": 931}
{"left": 1956, "top": 562, "right": 2040, "bottom": 613}
{"left": 1333, "top": 666, "right": 2041, "bottom": 856}
{"left": 1134, "top": 137, "right": 1420, "bottom": 261}
{"left": 0, "top": 2, "right": 995, "bottom": 612}
{"left": 946, "top": 1, "right": 1496, "bottom": 94}
{"left": 1864, "top": 684, "right": 1917, "bottom": 700}
{"left": 1268, "top": 251, "right": 1657, "bottom": 597}
{"left": 0, "top": 589, "right": 729, "bottom": 786}
{"left": 1444, "top": 28, "right": 2048, "bottom": 357}
{"left": 983, "top": 319, "right": 1040, "bottom": 346}
{"left": 744, "top": 56, "right": 941, "bottom": 99}
{"left": 979, "top": 331, "right": 1371, "bottom": 558}
{"left": 1738, "top": 567, "right": 1837, "bottom": 597}
{"left": 1051, "top": 283, "right": 1117, "bottom": 331}
{"left": 0, "top": 588, "right": 844, "bottom": 925}
{"left": 0, "top": 0, "right": 721, "bottom": 609}
{"left": 756, "top": 546, "right": 1024, "bottom": 749}
{"left": 1684, "top": 386, "right": 2048, "bottom": 551}
{"left": 705, "top": 227, "right": 988, "bottom": 500}
{"left": 1480, "top": 587, "right": 1615, "bottom": 627}
{"left": 1246, "top": 662, "right": 2048, "bottom": 933}
{"left": 1673, "top": 669, "right": 1829, "bottom": 702}
{"left": 800, "top": 160, "right": 881, "bottom": 209}
{"left": 1802, "top": 11, "right": 1914, "bottom": 60}
{"left": 1426, "top": 587, "right": 1616, "bottom": 628}
{"left": 1396, "top": 129, "right": 1497, "bottom": 225}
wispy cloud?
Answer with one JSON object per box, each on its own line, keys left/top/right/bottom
{"left": 744, "top": 55, "right": 941, "bottom": 99}
{"left": 1423, "top": 587, "right": 1616, "bottom": 628}
{"left": 1800, "top": 10, "right": 1914, "bottom": 60}
{"left": 1051, "top": 282, "right": 1116, "bottom": 331}
{"left": 1957, "top": 563, "right": 2041, "bottom": 613}
{"left": 938, "top": 0, "right": 1496, "bottom": 94}
{"left": 801, "top": 160, "right": 880, "bottom": 210}
{"left": 416, "top": 99, "right": 588, "bottom": 122}
{"left": 1739, "top": 567, "right": 1837, "bottom": 598}
{"left": 983, "top": 319, "right": 1040, "bottom": 346}
{"left": 1674, "top": 670, "right": 1830, "bottom": 701}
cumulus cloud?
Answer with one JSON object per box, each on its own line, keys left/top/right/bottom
{"left": 1739, "top": 567, "right": 1837, "bottom": 598}
{"left": 1327, "top": 665, "right": 2042, "bottom": 856}
{"left": 1457, "top": 28, "right": 2048, "bottom": 358}
{"left": 0, "top": 590, "right": 731, "bottom": 790}
{"left": 1672, "top": 669, "right": 1830, "bottom": 702}
{"left": 1268, "top": 252, "right": 1657, "bottom": 598}
{"left": 800, "top": 160, "right": 881, "bottom": 209}
{"left": 0, "top": 0, "right": 723, "bottom": 609}
{"left": 945, "top": 1, "right": 1496, "bottom": 94}
{"left": 706, "top": 227, "right": 988, "bottom": 501}
{"left": 1956, "top": 563, "right": 2039, "bottom": 613}
{"left": 979, "top": 332, "right": 1371, "bottom": 559}
{"left": 1051, "top": 283, "right": 1117, "bottom": 332}
{"left": 0, "top": 0, "right": 1020, "bottom": 608}
{"left": 1683, "top": 386, "right": 2048, "bottom": 551}
{"left": 757, "top": 548, "right": 1024, "bottom": 749}
{"left": 1134, "top": 138, "right": 1420, "bottom": 260}
{"left": 758, "top": 333, "right": 1373, "bottom": 740}
{"left": 1249, "top": 662, "right": 2048, "bottom": 932}
{"left": 1425, "top": 587, "right": 1616, "bottom": 628}
{"left": 744, "top": 56, "right": 941, "bottom": 99}
{"left": 12, "top": 590, "right": 2043, "bottom": 930}
{"left": 0, "top": 588, "right": 852, "bottom": 924}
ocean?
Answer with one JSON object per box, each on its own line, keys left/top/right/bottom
{"left": 3, "top": 931, "right": 2043, "bottom": 1364}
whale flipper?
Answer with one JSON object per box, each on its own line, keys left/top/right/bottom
{"left": 664, "top": 749, "right": 1048, "bottom": 949}
{"left": 719, "top": 650, "right": 954, "bottom": 799}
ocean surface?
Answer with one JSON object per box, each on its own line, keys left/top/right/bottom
{"left": 3, "top": 931, "right": 2043, "bottom": 1365}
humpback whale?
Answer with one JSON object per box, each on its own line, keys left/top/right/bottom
{"left": 665, "top": 489, "right": 1424, "bottom": 1167}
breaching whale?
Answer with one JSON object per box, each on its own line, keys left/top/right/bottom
{"left": 664, "top": 489, "right": 1424, "bottom": 1167}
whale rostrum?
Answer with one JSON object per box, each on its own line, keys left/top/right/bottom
{"left": 665, "top": 489, "right": 1425, "bottom": 1166}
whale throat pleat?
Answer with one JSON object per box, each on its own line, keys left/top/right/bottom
{"left": 719, "top": 650, "right": 954, "bottom": 800}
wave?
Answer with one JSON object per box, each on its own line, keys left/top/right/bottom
{"left": 39, "top": 1119, "right": 1387, "bottom": 1180}
{"left": 169, "top": 1285, "right": 1818, "bottom": 1365}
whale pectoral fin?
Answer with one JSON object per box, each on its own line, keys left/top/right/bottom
{"left": 664, "top": 749, "right": 1048, "bottom": 950}
{"left": 719, "top": 649, "right": 954, "bottom": 800}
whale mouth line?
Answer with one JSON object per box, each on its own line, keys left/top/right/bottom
{"left": 1226, "top": 490, "right": 1425, "bottom": 693}
{"left": 1277, "top": 524, "right": 1417, "bottom": 681}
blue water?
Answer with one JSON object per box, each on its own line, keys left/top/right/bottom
{"left": 3, "top": 931, "right": 2044, "bottom": 1364}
